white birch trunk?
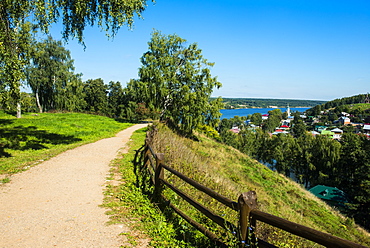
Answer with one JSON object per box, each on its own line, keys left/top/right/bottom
{"left": 16, "top": 102, "right": 21, "bottom": 118}
{"left": 35, "top": 91, "right": 43, "bottom": 113}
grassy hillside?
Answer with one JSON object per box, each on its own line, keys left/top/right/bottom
{"left": 0, "top": 111, "right": 132, "bottom": 177}
{"left": 345, "top": 103, "right": 370, "bottom": 112}
{"left": 146, "top": 123, "right": 370, "bottom": 246}
{"left": 5, "top": 111, "right": 367, "bottom": 246}
{"left": 306, "top": 93, "right": 370, "bottom": 115}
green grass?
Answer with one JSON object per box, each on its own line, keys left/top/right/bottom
{"left": 0, "top": 111, "right": 132, "bottom": 175}
{"left": 0, "top": 177, "right": 10, "bottom": 184}
{"left": 102, "top": 127, "right": 195, "bottom": 247}
{"left": 99, "top": 122, "right": 369, "bottom": 247}
{"left": 146, "top": 123, "right": 370, "bottom": 247}
{"left": 345, "top": 103, "right": 370, "bottom": 112}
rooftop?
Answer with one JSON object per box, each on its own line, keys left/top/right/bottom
{"left": 309, "top": 185, "right": 347, "bottom": 203}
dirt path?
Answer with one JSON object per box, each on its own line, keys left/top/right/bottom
{"left": 0, "top": 124, "right": 148, "bottom": 248}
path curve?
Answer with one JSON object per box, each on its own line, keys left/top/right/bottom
{"left": 0, "top": 124, "right": 148, "bottom": 248}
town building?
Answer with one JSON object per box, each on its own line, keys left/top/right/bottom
{"left": 286, "top": 104, "right": 291, "bottom": 117}
{"left": 321, "top": 130, "right": 334, "bottom": 139}
{"left": 338, "top": 116, "right": 351, "bottom": 125}
{"left": 315, "top": 126, "right": 327, "bottom": 133}
{"left": 309, "top": 185, "right": 348, "bottom": 208}
{"left": 331, "top": 128, "right": 343, "bottom": 140}
{"left": 230, "top": 126, "right": 240, "bottom": 134}
{"left": 310, "top": 131, "right": 320, "bottom": 136}
{"left": 364, "top": 124, "right": 370, "bottom": 134}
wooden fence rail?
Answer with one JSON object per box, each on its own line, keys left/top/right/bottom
{"left": 137, "top": 137, "right": 367, "bottom": 248}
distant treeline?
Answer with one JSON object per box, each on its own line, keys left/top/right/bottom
{"left": 220, "top": 98, "right": 326, "bottom": 109}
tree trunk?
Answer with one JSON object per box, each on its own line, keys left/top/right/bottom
{"left": 35, "top": 91, "right": 43, "bottom": 113}
{"left": 16, "top": 102, "right": 21, "bottom": 118}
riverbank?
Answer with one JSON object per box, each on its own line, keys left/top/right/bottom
{"left": 220, "top": 107, "right": 309, "bottom": 119}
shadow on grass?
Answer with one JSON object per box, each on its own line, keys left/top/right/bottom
{"left": 0, "top": 120, "right": 82, "bottom": 157}
{"left": 132, "top": 141, "right": 215, "bottom": 247}
{"left": 114, "top": 118, "right": 153, "bottom": 124}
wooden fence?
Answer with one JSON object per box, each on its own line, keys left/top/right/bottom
{"left": 135, "top": 137, "right": 367, "bottom": 248}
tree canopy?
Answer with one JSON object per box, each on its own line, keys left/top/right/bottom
{"left": 0, "top": 0, "right": 152, "bottom": 117}
{"left": 0, "top": 0, "right": 151, "bottom": 43}
{"left": 128, "top": 30, "right": 222, "bottom": 135}
{"left": 26, "top": 36, "right": 81, "bottom": 112}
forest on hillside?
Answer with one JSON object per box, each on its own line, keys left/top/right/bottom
{"left": 221, "top": 98, "right": 326, "bottom": 109}
{"left": 217, "top": 95, "right": 370, "bottom": 231}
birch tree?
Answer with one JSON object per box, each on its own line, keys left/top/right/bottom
{"left": 0, "top": 0, "right": 152, "bottom": 117}
{"left": 132, "top": 30, "right": 222, "bottom": 136}
{"left": 26, "top": 36, "right": 77, "bottom": 112}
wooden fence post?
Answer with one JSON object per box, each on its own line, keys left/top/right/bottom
{"left": 238, "top": 191, "right": 257, "bottom": 247}
{"left": 154, "top": 153, "right": 165, "bottom": 196}
{"left": 143, "top": 138, "right": 150, "bottom": 168}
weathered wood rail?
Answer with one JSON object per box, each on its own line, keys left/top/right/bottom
{"left": 136, "top": 137, "right": 367, "bottom": 248}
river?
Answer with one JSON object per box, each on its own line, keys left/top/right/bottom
{"left": 220, "top": 107, "right": 309, "bottom": 119}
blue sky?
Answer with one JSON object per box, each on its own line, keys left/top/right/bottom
{"left": 49, "top": 0, "right": 370, "bottom": 101}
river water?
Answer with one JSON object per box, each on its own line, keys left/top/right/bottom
{"left": 220, "top": 107, "right": 309, "bottom": 119}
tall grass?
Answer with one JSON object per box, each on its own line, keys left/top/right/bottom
{"left": 0, "top": 111, "right": 132, "bottom": 175}
{"left": 148, "top": 123, "right": 370, "bottom": 247}
{"left": 103, "top": 127, "right": 195, "bottom": 247}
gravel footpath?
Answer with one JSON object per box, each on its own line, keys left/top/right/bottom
{"left": 0, "top": 124, "right": 148, "bottom": 248}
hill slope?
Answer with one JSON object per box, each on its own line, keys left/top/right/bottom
{"left": 148, "top": 124, "right": 370, "bottom": 246}
{"left": 306, "top": 93, "right": 370, "bottom": 117}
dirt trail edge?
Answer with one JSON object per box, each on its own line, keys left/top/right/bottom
{"left": 0, "top": 124, "right": 148, "bottom": 248}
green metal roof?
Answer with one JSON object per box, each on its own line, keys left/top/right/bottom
{"left": 321, "top": 130, "right": 334, "bottom": 137}
{"left": 309, "top": 185, "right": 347, "bottom": 203}
{"left": 315, "top": 126, "right": 327, "bottom": 132}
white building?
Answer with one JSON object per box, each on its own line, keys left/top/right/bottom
{"left": 331, "top": 128, "right": 343, "bottom": 140}
{"left": 286, "top": 104, "right": 291, "bottom": 117}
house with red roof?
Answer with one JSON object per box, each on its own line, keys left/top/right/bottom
{"left": 230, "top": 126, "right": 240, "bottom": 134}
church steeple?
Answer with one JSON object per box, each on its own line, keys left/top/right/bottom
{"left": 286, "top": 104, "right": 291, "bottom": 117}
{"left": 365, "top": 93, "right": 370, "bottom": 104}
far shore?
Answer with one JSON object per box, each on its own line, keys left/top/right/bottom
{"left": 223, "top": 106, "right": 311, "bottom": 110}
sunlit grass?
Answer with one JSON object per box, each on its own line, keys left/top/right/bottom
{"left": 346, "top": 103, "right": 370, "bottom": 112}
{"left": 148, "top": 123, "right": 370, "bottom": 247}
{"left": 0, "top": 111, "right": 132, "bottom": 175}
{"left": 103, "top": 127, "right": 197, "bottom": 247}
